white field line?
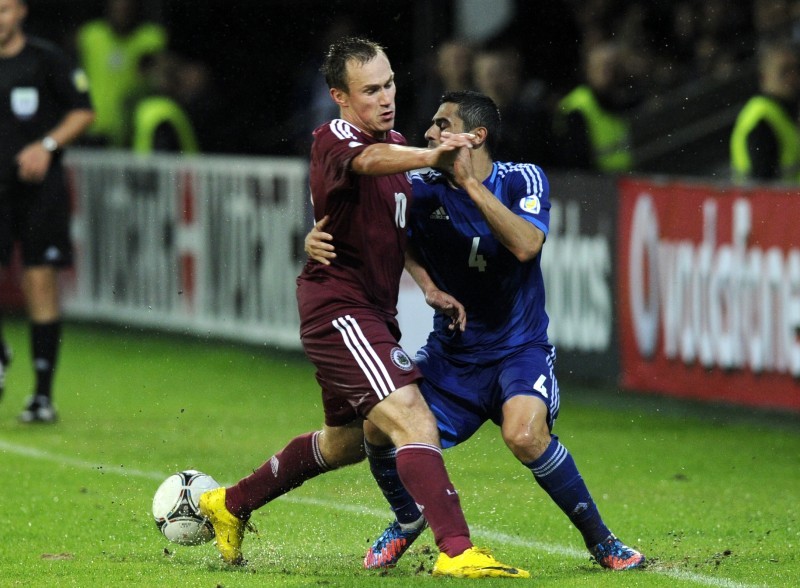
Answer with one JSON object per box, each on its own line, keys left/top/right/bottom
{"left": 0, "top": 439, "right": 765, "bottom": 588}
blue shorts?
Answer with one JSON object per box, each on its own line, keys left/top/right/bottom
{"left": 415, "top": 342, "right": 561, "bottom": 449}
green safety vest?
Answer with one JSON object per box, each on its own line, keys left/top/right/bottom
{"left": 77, "top": 20, "right": 167, "bottom": 146}
{"left": 730, "top": 95, "right": 800, "bottom": 183}
{"left": 132, "top": 96, "right": 199, "bottom": 154}
{"left": 559, "top": 85, "right": 632, "bottom": 173}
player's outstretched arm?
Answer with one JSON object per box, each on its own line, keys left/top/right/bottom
{"left": 351, "top": 133, "right": 476, "bottom": 176}
{"left": 305, "top": 215, "right": 336, "bottom": 266}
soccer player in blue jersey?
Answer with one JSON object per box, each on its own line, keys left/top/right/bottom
{"left": 306, "top": 90, "right": 646, "bottom": 573}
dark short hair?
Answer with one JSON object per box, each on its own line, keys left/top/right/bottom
{"left": 321, "top": 36, "right": 385, "bottom": 91}
{"left": 439, "top": 90, "right": 502, "bottom": 157}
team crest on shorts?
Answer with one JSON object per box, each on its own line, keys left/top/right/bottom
{"left": 390, "top": 347, "right": 414, "bottom": 371}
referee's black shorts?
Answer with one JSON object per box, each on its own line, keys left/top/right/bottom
{"left": 0, "top": 163, "right": 73, "bottom": 268}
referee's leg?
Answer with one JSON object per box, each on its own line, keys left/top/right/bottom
{"left": 19, "top": 265, "right": 62, "bottom": 423}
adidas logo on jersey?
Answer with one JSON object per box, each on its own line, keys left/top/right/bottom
{"left": 429, "top": 206, "right": 450, "bottom": 220}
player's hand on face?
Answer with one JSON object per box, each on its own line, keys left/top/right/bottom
{"left": 424, "top": 287, "right": 467, "bottom": 332}
{"left": 15, "top": 143, "right": 52, "bottom": 183}
{"left": 452, "top": 145, "right": 475, "bottom": 183}
{"left": 439, "top": 131, "right": 477, "bottom": 149}
{"left": 305, "top": 215, "right": 336, "bottom": 265}
{"left": 431, "top": 131, "right": 476, "bottom": 169}
{"left": 439, "top": 131, "right": 478, "bottom": 151}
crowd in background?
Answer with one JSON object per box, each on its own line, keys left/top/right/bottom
{"left": 67, "top": 0, "right": 206, "bottom": 154}
{"left": 54, "top": 0, "right": 800, "bottom": 178}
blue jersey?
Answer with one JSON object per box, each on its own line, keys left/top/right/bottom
{"left": 408, "top": 162, "right": 551, "bottom": 363}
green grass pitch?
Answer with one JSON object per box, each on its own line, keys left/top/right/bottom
{"left": 0, "top": 317, "right": 797, "bottom": 587}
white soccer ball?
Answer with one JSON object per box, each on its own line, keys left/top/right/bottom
{"left": 152, "top": 469, "right": 220, "bottom": 545}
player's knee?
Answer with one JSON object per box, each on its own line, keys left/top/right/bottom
{"left": 503, "top": 426, "right": 550, "bottom": 463}
{"left": 501, "top": 395, "right": 552, "bottom": 461}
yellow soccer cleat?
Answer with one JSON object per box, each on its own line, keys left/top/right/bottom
{"left": 198, "top": 487, "right": 251, "bottom": 565}
{"left": 432, "top": 546, "right": 530, "bottom": 578}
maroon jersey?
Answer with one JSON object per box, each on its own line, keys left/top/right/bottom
{"left": 298, "top": 119, "right": 412, "bottom": 332}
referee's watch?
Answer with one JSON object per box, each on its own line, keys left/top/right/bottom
{"left": 42, "top": 136, "right": 59, "bottom": 153}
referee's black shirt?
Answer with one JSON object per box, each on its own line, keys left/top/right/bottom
{"left": 0, "top": 36, "right": 92, "bottom": 181}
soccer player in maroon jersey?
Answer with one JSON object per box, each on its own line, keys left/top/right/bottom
{"left": 199, "top": 37, "right": 528, "bottom": 578}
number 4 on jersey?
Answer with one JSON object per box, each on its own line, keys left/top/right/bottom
{"left": 469, "top": 237, "right": 487, "bottom": 272}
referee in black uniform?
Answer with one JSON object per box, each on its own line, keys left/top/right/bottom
{"left": 0, "top": 0, "right": 94, "bottom": 422}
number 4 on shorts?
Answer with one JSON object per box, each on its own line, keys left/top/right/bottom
{"left": 533, "top": 374, "right": 548, "bottom": 398}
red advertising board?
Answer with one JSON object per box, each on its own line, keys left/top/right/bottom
{"left": 618, "top": 177, "right": 800, "bottom": 411}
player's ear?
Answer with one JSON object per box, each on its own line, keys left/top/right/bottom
{"left": 330, "top": 87, "right": 348, "bottom": 107}
{"left": 471, "top": 126, "right": 488, "bottom": 149}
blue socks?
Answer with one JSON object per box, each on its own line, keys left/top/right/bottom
{"left": 527, "top": 435, "right": 610, "bottom": 548}
{"left": 365, "top": 440, "right": 422, "bottom": 526}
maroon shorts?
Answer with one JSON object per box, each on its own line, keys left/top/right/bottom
{"left": 301, "top": 310, "right": 422, "bottom": 427}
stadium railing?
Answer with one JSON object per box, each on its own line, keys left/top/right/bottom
{"left": 63, "top": 149, "right": 309, "bottom": 349}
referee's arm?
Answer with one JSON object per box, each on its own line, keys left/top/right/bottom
{"left": 15, "top": 108, "right": 95, "bottom": 183}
